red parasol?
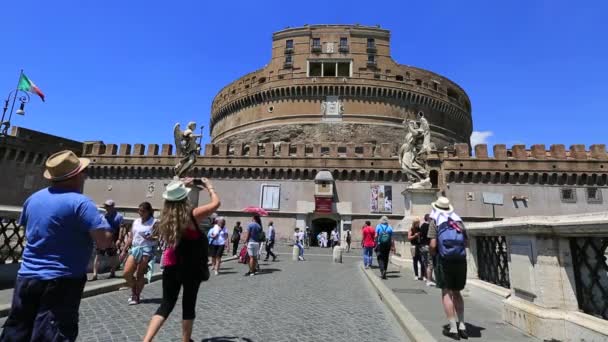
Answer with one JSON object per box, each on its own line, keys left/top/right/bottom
{"left": 242, "top": 206, "right": 269, "bottom": 216}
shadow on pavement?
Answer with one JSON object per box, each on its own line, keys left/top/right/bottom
{"left": 139, "top": 298, "right": 162, "bottom": 304}
{"left": 255, "top": 268, "right": 281, "bottom": 275}
{"left": 201, "top": 337, "right": 255, "bottom": 342}
{"left": 442, "top": 323, "right": 485, "bottom": 339}
{"left": 217, "top": 271, "right": 239, "bottom": 275}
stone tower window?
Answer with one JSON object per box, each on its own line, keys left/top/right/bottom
{"left": 323, "top": 62, "right": 336, "bottom": 77}
{"left": 312, "top": 38, "right": 321, "bottom": 52}
{"left": 309, "top": 62, "right": 322, "bottom": 76}
{"left": 560, "top": 188, "right": 577, "bottom": 203}
{"left": 308, "top": 61, "right": 351, "bottom": 77}
{"left": 587, "top": 188, "right": 603, "bottom": 203}
{"left": 447, "top": 87, "right": 460, "bottom": 101}
{"left": 286, "top": 39, "right": 294, "bottom": 49}
{"left": 396, "top": 75, "right": 404, "bottom": 81}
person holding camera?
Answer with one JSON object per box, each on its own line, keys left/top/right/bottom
{"left": 143, "top": 177, "right": 220, "bottom": 342}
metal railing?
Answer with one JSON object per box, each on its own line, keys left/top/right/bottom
{"left": 570, "top": 237, "right": 608, "bottom": 320}
{"left": 476, "top": 235, "right": 510, "bottom": 288}
{"left": 0, "top": 207, "right": 25, "bottom": 264}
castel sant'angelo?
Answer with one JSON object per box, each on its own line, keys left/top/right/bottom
{"left": 2, "top": 25, "right": 607, "bottom": 242}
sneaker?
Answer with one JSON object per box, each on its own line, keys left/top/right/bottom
{"left": 89, "top": 275, "right": 98, "bottom": 281}
{"left": 250, "top": 272, "right": 255, "bottom": 277}
{"left": 214, "top": 270, "right": 219, "bottom": 276}
{"left": 298, "top": 256, "right": 304, "bottom": 261}
{"left": 442, "top": 327, "right": 460, "bottom": 340}
{"left": 128, "top": 296, "right": 139, "bottom": 305}
{"left": 244, "top": 271, "right": 251, "bottom": 276}
{"left": 426, "top": 281, "right": 436, "bottom": 287}
{"left": 458, "top": 328, "right": 468, "bottom": 340}
{"left": 414, "top": 276, "right": 420, "bottom": 280}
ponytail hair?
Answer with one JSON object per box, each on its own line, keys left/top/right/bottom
{"left": 253, "top": 215, "right": 262, "bottom": 226}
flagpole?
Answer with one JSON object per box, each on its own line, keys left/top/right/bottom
{"left": 6, "top": 69, "right": 23, "bottom": 128}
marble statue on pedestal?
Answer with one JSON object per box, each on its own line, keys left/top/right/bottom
{"left": 398, "top": 112, "right": 432, "bottom": 189}
{"left": 173, "top": 121, "right": 202, "bottom": 178}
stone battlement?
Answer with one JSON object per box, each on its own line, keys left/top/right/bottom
{"left": 453, "top": 143, "right": 608, "bottom": 161}
{"left": 83, "top": 142, "right": 400, "bottom": 159}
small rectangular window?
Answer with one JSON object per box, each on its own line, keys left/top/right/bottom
{"left": 309, "top": 62, "right": 322, "bottom": 76}
{"left": 340, "top": 37, "right": 347, "bottom": 46}
{"left": 285, "top": 55, "right": 293, "bottom": 63}
{"left": 368, "top": 54, "right": 375, "bottom": 62}
{"left": 286, "top": 39, "right": 294, "bottom": 49}
{"left": 367, "top": 38, "right": 375, "bottom": 48}
{"left": 261, "top": 184, "right": 280, "bottom": 210}
{"left": 323, "top": 62, "right": 336, "bottom": 77}
{"left": 337, "top": 62, "right": 350, "bottom": 77}
{"left": 560, "top": 188, "right": 577, "bottom": 203}
{"left": 586, "top": 188, "right": 603, "bottom": 203}
{"left": 396, "top": 75, "right": 404, "bottom": 81}
{"left": 312, "top": 38, "right": 321, "bottom": 47}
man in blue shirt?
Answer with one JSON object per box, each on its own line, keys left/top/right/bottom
{"left": 0, "top": 150, "right": 113, "bottom": 342}
{"left": 375, "top": 216, "right": 395, "bottom": 280}
{"left": 90, "top": 199, "right": 124, "bottom": 281}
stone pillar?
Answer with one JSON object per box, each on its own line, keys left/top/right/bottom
{"left": 332, "top": 246, "right": 343, "bottom": 263}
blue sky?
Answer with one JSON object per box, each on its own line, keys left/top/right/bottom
{"left": 1, "top": 0, "right": 606, "bottom": 149}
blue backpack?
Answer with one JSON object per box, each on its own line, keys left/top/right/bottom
{"left": 437, "top": 219, "right": 466, "bottom": 260}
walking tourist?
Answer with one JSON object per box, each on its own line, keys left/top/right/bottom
{"left": 294, "top": 228, "right": 305, "bottom": 261}
{"left": 122, "top": 201, "right": 158, "bottom": 305}
{"left": 143, "top": 177, "right": 220, "bottom": 342}
{"left": 322, "top": 231, "right": 329, "bottom": 248}
{"left": 243, "top": 215, "right": 263, "bottom": 276}
{"left": 331, "top": 228, "right": 340, "bottom": 248}
{"left": 420, "top": 214, "right": 436, "bottom": 286}
{"left": 209, "top": 216, "right": 228, "bottom": 275}
{"left": 428, "top": 197, "right": 468, "bottom": 340}
{"left": 305, "top": 226, "right": 311, "bottom": 248}
{"left": 375, "top": 216, "right": 395, "bottom": 279}
{"left": 0, "top": 150, "right": 113, "bottom": 341}
{"left": 345, "top": 230, "right": 352, "bottom": 252}
{"left": 264, "top": 221, "right": 277, "bottom": 261}
{"left": 91, "top": 199, "right": 124, "bottom": 281}
{"left": 408, "top": 218, "right": 424, "bottom": 280}
{"left": 231, "top": 221, "right": 242, "bottom": 256}
{"left": 361, "top": 221, "right": 375, "bottom": 268}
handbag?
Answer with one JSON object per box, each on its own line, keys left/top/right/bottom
{"left": 189, "top": 213, "right": 210, "bottom": 282}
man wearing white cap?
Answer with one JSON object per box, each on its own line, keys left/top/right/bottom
{"left": 428, "top": 196, "right": 468, "bottom": 340}
{"left": 90, "top": 199, "right": 124, "bottom": 281}
{"left": 0, "top": 150, "right": 113, "bottom": 341}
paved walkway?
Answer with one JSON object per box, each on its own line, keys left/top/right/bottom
{"left": 377, "top": 262, "right": 538, "bottom": 341}
{"left": 1, "top": 246, "right": 408, "bottom": 341}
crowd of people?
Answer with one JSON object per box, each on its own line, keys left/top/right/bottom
{"left": 0, "top": 149, "right": 469, "bottom": 341}
{"left": 360, "top": 197, "right": 468, "bottom": 340}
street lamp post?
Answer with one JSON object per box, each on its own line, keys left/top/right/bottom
{"left": 0, "top": 89, "right": 30, "bottom": 137}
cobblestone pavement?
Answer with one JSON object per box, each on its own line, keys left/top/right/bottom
{"left": 380, "top": 263, "right": 538, "bottom": 341}
{"left": 5, "top": 246, "right": 407, "bottom": 341}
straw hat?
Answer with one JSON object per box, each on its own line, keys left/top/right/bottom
{"left": 162, "top": 180, "right": 191, "bottom": 201}
{"left": 431, "top": 196, "right": 454, "bottom": 213}
{"left": 43, "top": 150, "right": 90, "bottom": 181}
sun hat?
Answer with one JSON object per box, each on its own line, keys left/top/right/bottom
{"left": 43, "top": 150, "right": 90, "bottom": 181}
{"left": 162, "top": 180, "right": 191, "bottom": 201}
{"left": 431, "top": 196, "right": 454, "bottom": 213}
{"left": 379, "top": 216, "right": 389, "bottom": 224}
{"left": 103, "top": 199, "right": 115, "bottom": 207}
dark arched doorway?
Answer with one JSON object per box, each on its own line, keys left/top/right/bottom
{"left": 311, "top": 217, "right": 338, "bottom": 247}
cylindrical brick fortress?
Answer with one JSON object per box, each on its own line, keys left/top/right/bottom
{"left": 210, "top": 24, "right": 472, "bottom": 149}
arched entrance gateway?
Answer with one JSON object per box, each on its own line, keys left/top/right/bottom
{"left": 311, "top": 217, "right": 338, "bottom": 247}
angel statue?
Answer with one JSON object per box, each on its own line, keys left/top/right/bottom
{"left": 398, "top": 112, "right": 432, "bottom": 189}
{"left": 173, "top": 121, "right": 202, "bottom": 178}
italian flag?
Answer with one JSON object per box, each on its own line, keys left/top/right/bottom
{"left": 18, "top": 73, "right": 45, "bottom": 102}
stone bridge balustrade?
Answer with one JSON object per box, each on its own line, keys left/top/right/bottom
{"left": 465, "top": 213, "right": 608, "bottom": 341}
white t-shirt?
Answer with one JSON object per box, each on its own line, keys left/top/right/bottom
{"left": 297, "top": 231, "right": 305, "bottom": 242}
{"left": 210, "top": 225, "right": 228, "bottom": 246}
{"left": 331, "top": 230, "right": 339, "bottom": 241}
{"left": 132, "top": 217, "right": 158, "bottom": 248}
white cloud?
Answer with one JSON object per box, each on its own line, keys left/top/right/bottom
{"left": 470, "top": 131, "right": 493, "bottom": 147}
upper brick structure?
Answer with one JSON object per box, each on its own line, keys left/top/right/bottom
{"left": 209, "top": 24, "right": 473, "bottom": 149}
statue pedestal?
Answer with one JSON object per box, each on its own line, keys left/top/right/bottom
{"left": 393, "top": 188, "right": 438, "bottom": 264}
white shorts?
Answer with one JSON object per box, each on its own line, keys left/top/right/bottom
{"left": 247, "top": 242, "right": 260, "bottom": 258}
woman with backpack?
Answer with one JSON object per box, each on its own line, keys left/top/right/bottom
{"left": 375, "top": 216, "right": 395, "bottom": 279}
{"left": 143, "top": 177, "right": 220, "bottom": 342}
